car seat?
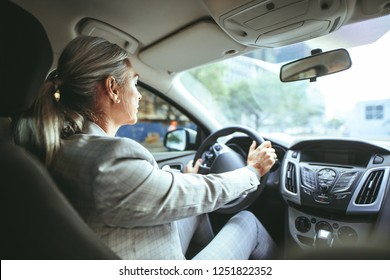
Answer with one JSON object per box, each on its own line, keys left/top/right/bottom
{"left": 0, "top": 0, "right": 119, "bottom": 259}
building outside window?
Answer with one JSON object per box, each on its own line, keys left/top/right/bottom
{"left": 366, "top": 105, "right": 384, "bottom": 120}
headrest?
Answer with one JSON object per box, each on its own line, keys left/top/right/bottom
{"left": 0, "top": 1, "right": 53, "bottom": 117}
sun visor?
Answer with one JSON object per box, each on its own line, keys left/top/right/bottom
{"left": 139, "top": 21, "right": 247, "bottom": 72}
{"left": 202, "top": 0, "right": 349, "bottom": 47}
{"left": 77, "top": 18, "right": 139, "bottom": 54}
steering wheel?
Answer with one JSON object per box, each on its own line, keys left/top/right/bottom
{"left": 194, "top": 125, "right": 268, "bottom": 214}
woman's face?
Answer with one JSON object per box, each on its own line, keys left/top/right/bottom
{"left": 118, "top": 68, "right": 141, "bottom": 125}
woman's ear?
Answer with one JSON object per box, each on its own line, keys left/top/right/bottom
{"left": 104, "top": 76, "right": 121, "bottom": 104}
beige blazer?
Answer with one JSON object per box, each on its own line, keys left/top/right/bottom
{"left": 50, "top": 122, "right": 260, "bottom": 259}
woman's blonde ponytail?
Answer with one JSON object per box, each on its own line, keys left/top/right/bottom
{"left": 13, "top": 36, "right": 130, "bottom": 165}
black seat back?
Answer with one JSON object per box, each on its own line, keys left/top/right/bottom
{"left": 0, "top": 0, "right": 119, "bottom": 259}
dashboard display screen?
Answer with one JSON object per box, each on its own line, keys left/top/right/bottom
{"left": 300, "top": 147, "right": 370, "bottom": 167}
{"left": 324, "top": 151, "right": 351, "bottom": 165}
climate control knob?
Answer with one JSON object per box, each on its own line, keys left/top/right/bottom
{"left": 337, "top": 226, "right": 358, "bottom": 244}
{"left": 295, "top": 216, "right": 311, "bottom": 233}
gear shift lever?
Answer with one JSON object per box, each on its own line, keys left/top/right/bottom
{"left": 314, "top": 229, "right": 334, "bottom": 248}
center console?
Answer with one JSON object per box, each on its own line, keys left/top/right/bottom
{"left": 281, "top": 140, "right": 390, "bottom": 251}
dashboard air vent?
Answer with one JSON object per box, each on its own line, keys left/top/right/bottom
{"left": 355, "top": 170, "right": 384, "bottom": 205}
{"left": 285, "top": 162, "right": 297, "bottom": 193}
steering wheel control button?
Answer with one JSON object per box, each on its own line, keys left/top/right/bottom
{"left": 214, "top": 144, "right": 222, "bottom": 151}
{"left": 295, "top": 216, "right": 311, "bottom": 233}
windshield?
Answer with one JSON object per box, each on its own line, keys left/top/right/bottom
{"left": 180, "top": 27, "right": 390, "bottom": 142}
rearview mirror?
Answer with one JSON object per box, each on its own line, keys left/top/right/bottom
{"left": 280, "top": 49, "right": 352, "bottom": 82}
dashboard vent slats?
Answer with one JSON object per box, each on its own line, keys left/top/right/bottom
{"left": 355, "top": 170, "right": 384, "bottom": 205}
{"left": 286, "top": 162, "right": 297, "bottom": 193}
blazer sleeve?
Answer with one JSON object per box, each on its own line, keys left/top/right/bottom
{"left": 91, "top": 137, "right": 260, "bottom": 228}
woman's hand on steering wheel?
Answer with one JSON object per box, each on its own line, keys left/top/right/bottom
{"left": 187, "top": 125, "right": 276, "bottom": 213}
{"left": 247, "top": 140, "right": 277, "bottom": 177}
{"left": 185, "top": 158, "right": 202, "bottom": 174}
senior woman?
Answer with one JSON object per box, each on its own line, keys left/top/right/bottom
{"left": 13, "top": 36, "right": 278, "bottom": 260}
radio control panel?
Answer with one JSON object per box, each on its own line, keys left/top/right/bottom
{"left": 297, "top": 163, "right": 364, "bottom": 211}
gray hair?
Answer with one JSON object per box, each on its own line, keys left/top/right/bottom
{"left": 13, "top": 36, "right": 130, "bottom": 165}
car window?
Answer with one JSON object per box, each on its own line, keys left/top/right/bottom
{"left": 116, "top": 86, "right": 197, "bottom": 152}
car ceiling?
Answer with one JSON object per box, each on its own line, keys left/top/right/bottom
{"left": 11, "top": 0, "right": 390, "bottom": 93}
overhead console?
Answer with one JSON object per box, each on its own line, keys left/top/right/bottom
{"left": 202, "top": 0, "right": 350, "bottom": 47}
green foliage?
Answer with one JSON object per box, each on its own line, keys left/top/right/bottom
{"left": 190, "top": 63, "right": 229, "bottom": 101}
{"left": 189, "top": 60, "right": 325, "bottom": 134}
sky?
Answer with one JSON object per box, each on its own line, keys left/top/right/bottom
{"left": 315, "top": 26, "right": 390, "bottom": 120}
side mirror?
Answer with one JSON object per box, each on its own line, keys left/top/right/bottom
{"left": 280, "top": 49, "right": 352, "bottom": 82}
{"left": 164, "top": 128, "right": 197, "bottom": 151}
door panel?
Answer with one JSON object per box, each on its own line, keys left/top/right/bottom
{"left": 155, "top": 151, "right": 196, "bottom": 172}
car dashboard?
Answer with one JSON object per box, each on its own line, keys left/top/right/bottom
{"left": 280, "top": 139, "right": 390, "bottom": 251}
{"left": 225, "top": 135, "right": 390, "bottom": 255}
